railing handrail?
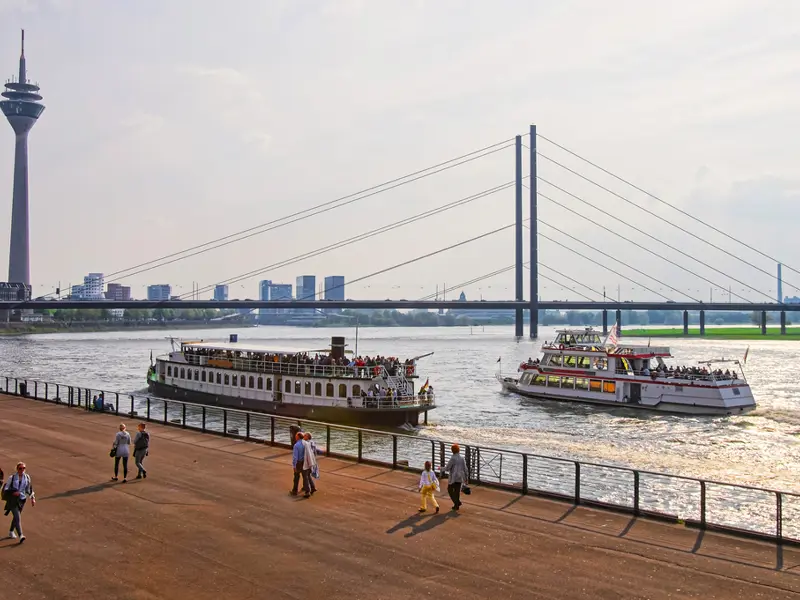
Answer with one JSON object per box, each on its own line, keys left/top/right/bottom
{"left": 1, "top": 373, "right": 795, "bottom": 500}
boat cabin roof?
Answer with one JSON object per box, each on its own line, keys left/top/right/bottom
{"left": 554, "top": 328, "right": 603, "bottom": 344}
{"left": 607, "top": 345, "right": 671, "bottom": 359}
{"left": 181, "top": 341, "right": 329, "bottom": 356}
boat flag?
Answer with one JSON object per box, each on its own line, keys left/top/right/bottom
{"left": 606, "top": 321, "right": 620, "bottom": 347}
{"left": 743, "top": 346, "right": 749, "bottom": 364}
{"left": 420, "top": 378, "right": 430, "bottom": 392}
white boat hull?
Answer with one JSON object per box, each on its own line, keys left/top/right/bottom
{"left": 497, "top": 374, "right": 756, "bottom": 416}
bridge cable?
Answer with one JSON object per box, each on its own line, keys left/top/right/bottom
{"left": 535, "top": 186, "right": 759, "bottom": 303}
{"left": 98, "top": 140, "right": 515, "bottom": 289}
{"left": 536, "top": 132, "right": 800, "bottom": 280}
{"left": 526, "top": 222, "right": 673, "bottom": 301}
{"left": 528, "top": 265, "right": 600, "bottom": 302}
{"left": 533, "top": 149, "right": 800, "bottom": 294}
{"left": 181, "top": 180, "right": 525, "bottom": 299}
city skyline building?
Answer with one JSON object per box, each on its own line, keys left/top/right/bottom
{"left": 147, "top": 284, "right": 171, "bottom": 301}
{"left": 106, "top": 283, "right": 131, "bottom": 301}
{"left": 2, "top": 30, "right": 45, "bottom": 287}
{"left": 296, "top": 275, "right": 315, "bottom": 315}
{"left": 82, "top": 273, "right": 104, "bottom": 299}
{"left": 323, "top": 276, "right": 345, "bottom": 301}
{"left": 213, "top": 284, "right": 229, "bottom": 301}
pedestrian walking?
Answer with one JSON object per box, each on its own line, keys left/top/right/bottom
{"left": 110, "top": 423, "right": 132, "bottom": 483}
{"left": 302, "top": 433, "right": 317, "bottom": 497}
{"left": 442, "top": 444, "right": 468, "bottom": 511}
{"left": 2, "top": 462, "right": 35, "bottom": 543}
{"left": 290, "top": 432, "right": 307, "bottom": 496}
{"left": 133, "top": 423, "right": 150, "bottom": 480}
{"left": 418, "top": 460, "right": 440, "bottom": 513}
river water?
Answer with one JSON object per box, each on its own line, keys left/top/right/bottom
{"left": 1, "top": 325, "right": 798, "bottom": 492}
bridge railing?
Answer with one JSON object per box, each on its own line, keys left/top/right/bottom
{"left": 1, "top": 374, "right": 796, "bottom": 544}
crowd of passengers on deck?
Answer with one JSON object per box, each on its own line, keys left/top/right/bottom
{"left": 624, "top": 364, "right": 739, "bottom": 381}
{"left": 183, "top": 347, "right": 415, "bottom": 378}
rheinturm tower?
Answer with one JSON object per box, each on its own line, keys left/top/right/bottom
{"left": 1, "top": 30, "right": 44, "bottom": 286}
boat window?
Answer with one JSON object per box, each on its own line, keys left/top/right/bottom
{"left": 180, "top": 368, "right": 185, "bottom": 379}
{"left": 224, "top": 374, "right": 230, "bottom": 385}
{"left": 304, "top": 381, "right": 311, "bottom": 395}
{"left": 266, "top": 378, "right": 272, "bottom": 391}
{"left": 315, "top": 382, "right": 322, "bottom": 396}
{"left": 563, "top": 355, "right": 577, "bottom": 368}
{"left": 547, "top": 355, "right": 562, "bottom": 367}
{"left": 520, "top": 373, "right": 533, "bottom": 385}
{"left": 603, "top": 381, "right": 616, "bottom": 394}
{"left": 191, "top": 369, "right": 196, "bottom": 380}
{"left": 216, "top": 373, "right": 222, "bottom": 384}
{"left": 532, "top": 375, "right": 547, "bottom": 386}
{"left": 575, "top": 377, "right": 589, "bottom": 390}
{"left": 589, "top": 380, "right": 602, "bottom": 392}
{"left": 249, "top": 376, "right": 255, "bottom": 389}
{"left": 562, "top": 376, "right": 575, "bottom": 389}
{"left": 167, "top": 365, "right": 172, "bottom": 377}
{"left": 593, "top": 358, "right": 608, "bottom": 371}
{"left": 257, "top": 377, "right": 263, "bottom": 390}
{"left": 353, "top": 384, "right": 361, "bottom": 396}
{"left": 547, "top": 376, "right": 560, "bottom": 388}
{"left": 239, "top": 375, "right": 245, "bottom": 387}
{"left": 232, "top": 375, "right": 237, "bottom": 387}
{"left": 201, "top": 371, "right": 206, "bottom": 382}
{"left": 285, "top": 380, "right": 291, "bottom": 393}
{"left": 338, "top": 383, "right": 347, "bottom": 398}
{"left": 326, "top": 383, "right": 334, "bottom": 397}
{"left": 295, "top": 381, "right": 301, "bottom": 394}
{"left": 733, "top": 388, "right": 741, "bottom": 396}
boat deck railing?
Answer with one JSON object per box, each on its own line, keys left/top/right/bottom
{"left": 1, "top": 374, "right": 796, "bottom": 545}
{"left": 176, "top": 354, "right": 417, "bottom": 380}
{"left": 615, "top": 369, "right": 746, "bottom": 384}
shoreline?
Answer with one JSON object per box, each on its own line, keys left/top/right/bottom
{"left": 624, "top": 326, "right": 800, "bottom": 340}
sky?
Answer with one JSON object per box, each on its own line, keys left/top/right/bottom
{"left": 0, "top": 0, "right": 799, "bottom": 302}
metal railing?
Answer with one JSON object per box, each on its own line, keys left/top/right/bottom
{"left": 1, "top": 374, "right": 796, "bottom": 544}
{"left": 178, "top": 355, "right": 417, "bottom": 380}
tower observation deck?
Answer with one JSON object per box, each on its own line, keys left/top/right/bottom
{"left": 1, "top": 30, "right": 45, "bottom": 286}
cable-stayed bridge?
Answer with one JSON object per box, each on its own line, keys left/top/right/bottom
{"left": 3, "top": 124, "right": 797, "bottom": 338}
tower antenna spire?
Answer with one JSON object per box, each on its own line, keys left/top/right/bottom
{"left": 18, "top": 29, "right": 26, "bottom": 84}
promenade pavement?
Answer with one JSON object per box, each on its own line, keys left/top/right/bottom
{"left": 1, "top": 395, "right": 799, "bottom": 599}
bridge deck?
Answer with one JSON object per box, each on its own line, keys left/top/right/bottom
{"left": 1, "top": 395, "right": 798, "bottom": 600}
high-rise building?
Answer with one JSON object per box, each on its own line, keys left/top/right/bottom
{"left": 82, "top": 273, "right": 104, "bottom": 299}
{"left": 323, "top": 276, "right": 345, "bottom": 301}
{"left": 0, "top": 282, "right": 30, "bottom": 301}
{"left": 147, "top": 284, "right": 171, "bottom": 301}
{"left": 213, "top": 284, "right": 229, "bottom": 301}
{"left": 2, "top": 31, "right": 44, "bottom": 287}
{"left": 268, "top": 283, "right": 292, "bottom": 315}
{"left": 296, "top": 275, "right": 315, "bottom": 315}
{"left": 70, "top": 284, "right": 84, "bottom": 299}
{"left": 259, "top": 279, "right": 272, "bottom": 301}
{"left": 106, "top": 283, "right": 131, "bottom": 301}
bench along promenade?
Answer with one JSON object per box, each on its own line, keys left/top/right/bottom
{"left": 1, "top": 395, "right": 799, "bottom": 599}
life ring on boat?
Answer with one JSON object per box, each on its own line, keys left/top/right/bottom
{"left": 559, "top": 344, "right": 564, "bottom": 350}
{"left": 406, "top": 365, "right": 414, "bottom": 376}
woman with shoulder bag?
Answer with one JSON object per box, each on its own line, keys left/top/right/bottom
{"left": 3, "top": 462, "right": 35, "bottom": 543}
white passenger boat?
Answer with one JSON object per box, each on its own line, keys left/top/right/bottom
{"left": 497, "top": 327, "right": 756, "bottom": 416}
{"left": 146, "top": 335, "right": 436, "bottom": 426}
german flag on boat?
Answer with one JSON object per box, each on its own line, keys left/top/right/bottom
{"left": 419, "top": 378, "right": 430, "bottom": 393}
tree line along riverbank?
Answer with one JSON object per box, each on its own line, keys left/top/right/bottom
{"left": 623, "top": 326, "right": 800, "bottom": 340}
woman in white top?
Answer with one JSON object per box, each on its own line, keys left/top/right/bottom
{"left": 111, "top": 423, "right": 132, "bottom": 483}
{"left": 418, "top": 460, "right": 440, "bottom": 513}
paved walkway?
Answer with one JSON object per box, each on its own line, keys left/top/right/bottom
{"left": 1, "top": 395, "right": 799, "bottom": 599}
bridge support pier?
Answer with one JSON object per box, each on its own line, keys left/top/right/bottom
{"left": 529, "top": 124, "right": 538, "bottom": 339}
{"left": 699, "top": 310, "right": 705, "bottom": 336}
{"left": 602, "top": 309, "right": 608, "bottom": 336}
{"left": 514, "top": 134, "right": 523, "bottom": 338}
{"left": 615, "top": 309, "right": 622, "bottom": 336}
{"left": 761, "top": 310, "right": 767, "bottom": 335}
{"left": 683, "top": 310, "right": 689, "bottom": 335}
{"left": 781, "top": 311, "right": 787, "bottom": 335}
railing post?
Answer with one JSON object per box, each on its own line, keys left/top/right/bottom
{"left": 699, "top": 480, "right": 707, "bottom": 528}
{"left": 114, "top": 392, "right": 119, "bottom": 415}
{"left": 633, "top": 471, "right": 640, "bottom": 516}
{"left": 14, "top": 379, "right": 18, "bottom": 395}
{"left": 202, "top": 406, "right": 206, "bottom": 432}
{"left": 522, "top": 455, "right": 529, "bottom": 494}
{"left": 146, "top": 397, "right": 151, "bottom": 420}
{"left": 777, "top": 492, "right": 783, "bottom": 543}
{"left": 477, "top": 447, "right": 482, "bottom": 483}
{"left": 182, "top": 403, "right": 187, "bottom": 428}
{"left": 55, "top": 384, "right": 59, "bottom": 401}
{"left": 129, "top": 395, "right": 134, "bottom": 416}
{"left": 246, "top": 413, "right": 251, "bottom": 440}
{"left": 44, "top": 382, "right": 48, "bottom": 400}
{"left": 223, "top": 410, "right": 228, "bottom": 436}
{"left": 392, "top": 435, "right": 398, "bottom": 469}
{"left": 34, "top": 381, "right": 38, "bottom": 399}
{"left": 358, "top": 430, "right": 363, "bottom": 462}
{"left": 164, "top": 400, "right": 168, "bottom": 424}
{"left": 574, "top": 462, "right": 581, "bottom": 505}
{"left": 270, "top": 416, "right": 274, "bottom": 444}
{"left": 325, "top": 425, "right": 330, "bottom": 457}
{"left": 439, "top": 441, "right": 445, "bottom": 471}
